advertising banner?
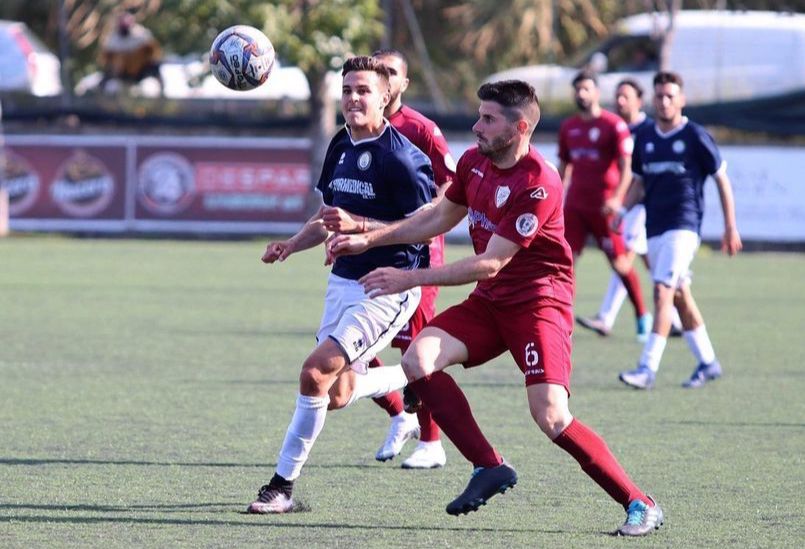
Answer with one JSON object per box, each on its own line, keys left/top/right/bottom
{"left": 2, "top": 135, "right": 313, "bottom": 234}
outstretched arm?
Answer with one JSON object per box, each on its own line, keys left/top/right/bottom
{"left": 328, "top": 197, "right": 467, "bottom": 259}
{"left": 713, "top": 171, "right": 742, "bottom": 256}
{"left": 261, "top": 206, "right": 329, "bottom": 263}
{"left": 358, "top": 233, "right": 521, "bottom": 297}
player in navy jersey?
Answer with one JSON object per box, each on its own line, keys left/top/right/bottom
{"left": 558, "top": 71, "right": 652, "bottom": 342}
{"left": 576, "top": 79, "right": 683, "bottom": 339}
{"left": 319, "top": 49, "right": 455, "bottom": 469}
{"left": 618, "top": 71, "right": 741, "bottom": 390}
{"left": 247, "top": 56, "right": 436, "bottom": 514}
{"left": 329, "top": 80, "right": 663, "bottom": 536}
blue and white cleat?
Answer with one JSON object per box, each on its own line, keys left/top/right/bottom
{"left": 682, "top": 360, "right": 722, "bottom": 388}
{"left": 619, "top": 365, "right": 656, "bottom": 390}
{"left": 636, "top": 313, "right": 653, "bottom": 343}
{"left": 617, "top": 496, "right": 664, "bottom": 536}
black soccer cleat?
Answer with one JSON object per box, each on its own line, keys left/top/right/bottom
{"left": 446, "top": 461, "right": 517, "bottom": 516}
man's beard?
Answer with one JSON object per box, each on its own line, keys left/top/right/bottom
{"left": 575, "top": 97, "right": 591, "bottom": 112}
{"left": 477, "top": 130, "right": 516, "bottom": 162}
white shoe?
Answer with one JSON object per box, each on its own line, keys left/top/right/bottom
{"left": 401, "top": 440, "right": 446, "bottom": 469}
{"left": 375, "top": 412, "right": 419, "bottom": 461}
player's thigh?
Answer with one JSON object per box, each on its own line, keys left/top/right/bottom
{"left": 498, "top": 300, "right": 573, "bottom": 394}
{"left": 328, "top": 284, "right": 421, "bottom": 373}
{"left": 647, "top": 230, "right": 700, "bottom": 289}
{"left": 563, "top": 206, "right": 589, "bottom": 257}
{"left": 419, "top": 296, "right": 507, "bottom": 371}
{"left": 589, "top": 210, "right": 629, "bottom": 261}
{"left": 623, "top": 205, "right": 648, "bottom": 256}
{"left": 402, "top": 326, "right": 471, "bottom": 379}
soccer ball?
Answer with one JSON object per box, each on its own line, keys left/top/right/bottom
{"left": 209, "top": 25, "right": 275, "bottom": 91}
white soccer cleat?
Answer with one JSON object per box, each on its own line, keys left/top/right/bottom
{"left": 375, "top": 412, "right": 419, "bottom": 461}
{"left": 247, "top": 483, "right": 293, "bottom": 514}
{"left": 401, "top": 440, "right": 447, "bottom": 469}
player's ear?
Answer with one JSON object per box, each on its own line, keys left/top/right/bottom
{"left": 400, "top": 77, "right": 409, "bottom": 94}
{"left": 517, "top": 119, "right": 529, "bottom": 134}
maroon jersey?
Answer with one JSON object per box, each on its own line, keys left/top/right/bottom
{"left": 447, "top": 146, "right": 574, "bottom": 307}
{"left": 388, "top": 105, "right": 456, "bottom": 320}
{"left": 558, "top": 110, "right": 632, "bottom": 211}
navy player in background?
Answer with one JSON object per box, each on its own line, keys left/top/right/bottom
{"left": 618, "top": 71, "right": 741, "bottom": 390}
{"left": 247, "top": 56, "right": 436, "bottom": 513}
{"left": 576, "top": 79, "right": 683, "bottom": 339}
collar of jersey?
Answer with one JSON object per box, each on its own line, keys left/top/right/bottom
{"left": 346, "top": 119, "right": 390, "bottom": 145}
{"left": 654, "top": 116, "right": 689, "bottom": 139}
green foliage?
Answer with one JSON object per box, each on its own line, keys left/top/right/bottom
{"left": 260, "top": 0, "right": 384, "bottom": 74}
{"left": 0, "top": 237, "right": 803, "bottom": 546}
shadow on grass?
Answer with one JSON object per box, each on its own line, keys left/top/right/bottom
{"left": 0, "top": 457, "right": 376, "bottom": 469}
{"left": 0, "top": 512, "right": 569, "bottom": 533}
{"left": 661, "top": 420, "right": 805, "bottom": 428}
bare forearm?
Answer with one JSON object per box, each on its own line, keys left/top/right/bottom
{"left": 716, "top": 175, "right": 738, "bottom": 230}
{"left": 289, "top": 218, "right": 328, "bottom": 252}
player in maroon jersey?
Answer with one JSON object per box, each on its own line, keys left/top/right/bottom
{"left": 558, "top": 71, "right": 652, "bottom": 340}
{"left": 320, "top": 49, "right": 456, "bottom": 468}
{"left": 328, "top": 79, "right": 663, "bottom": 536}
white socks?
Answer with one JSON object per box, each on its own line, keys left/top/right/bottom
{"left": 683, "top": 325, "right": 716, "bottom": 364}
{"left": 345, "top": 364, "right": 408, "bottom": 407}
{"left": 640, "top": 333, "right": 668, "bottom": 372}
{"left": 599, "top": 273, "right": 628, "bottom": 328}
{"left": 276, "top": 394, "right": 329, "bottom": 481}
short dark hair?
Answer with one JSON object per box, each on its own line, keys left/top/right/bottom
{"left": 477, "top": 79, "right": 540, "bottom": 127}
{"left": 371, "top": 48, "right": 408, "bottom": 73}
{"left": 653, "top": 71, "right": 684, "bottom": 89}
{"left": 617, "top": 78, "right": 643, "bottom": 98}
{"left": 572, "top": 69, "right": 598, "bottom": 87}
{"left": 342, "top": 56, "right": 391, "bottom": 86}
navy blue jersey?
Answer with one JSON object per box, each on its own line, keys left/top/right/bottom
{"left": 317, "top": 123, "right": 436, "bottom": 280}
{"left": 632, "top": 119, "right": 723, "bottom": 238}
{"left": 628, "top": 113, "right": 653, "bottom": 136}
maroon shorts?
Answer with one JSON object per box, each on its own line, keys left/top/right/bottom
{"left": 564, "top": 205, "right": 627, "bottom": 260}
{"left": 427, "top": 294, "right": 573, "bottom": 392}
{"left": 392, "top": 305, "right": 430, "bottom": 352}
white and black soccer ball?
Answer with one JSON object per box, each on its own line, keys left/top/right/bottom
{"left": 209, "top": 25, "right": 275, "bottom": 91}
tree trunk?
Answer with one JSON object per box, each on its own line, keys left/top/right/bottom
{"left": 659, "top": 0, "right": 682, "bottom": 71}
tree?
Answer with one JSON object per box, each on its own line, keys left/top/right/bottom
{"left": 259, "top": 0, "right": 383, "bottom": 201}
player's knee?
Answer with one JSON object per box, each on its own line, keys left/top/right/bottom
{"left": 530, "top": 404, "right": 572, "bottom": 440}
{"left": 400, "top": 352, "right": 424, "bottom": 382}
{"left": 327, "top": 388, "right": 349, "bottom": 410}
{"left": 299, "top": 360, "right": 330, "bottom": 395}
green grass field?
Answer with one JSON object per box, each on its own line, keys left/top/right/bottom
{"left": 1, "top": 236, "right": 803, "bottom": 547}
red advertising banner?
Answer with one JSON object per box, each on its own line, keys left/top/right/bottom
{"left": 2, "top": 135, "right": 313, "bottom": 234}
{"left": 2, "top": 140, "right": 126, "bottom": 221}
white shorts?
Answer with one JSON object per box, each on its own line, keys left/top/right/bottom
{"left": 647, "top": 229, "right": 700, "bottom": 289}
{"left": 316, "top": 273, "right": 420, "bottom": 374}
{"left": 622, "top": 205, "right": 647, "bottom": 256}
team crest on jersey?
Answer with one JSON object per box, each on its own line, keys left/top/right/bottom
{"left": 672, "top": 140, "right": 686, "bottom": 154}
{"left": 530, "top": 187, "right": 548, "bottom": 200}
{"left": 645, "top": 142, "right": 655, "bottom": 153}
{"left": 515, "top": 213, "right": 538, "bottom": 237}
{"left": 589, "top": 127, "right": 601, "bottom": 142}
{"left": 495, "top": 185, "right": 511, "bottom": 208}
{"left": 357, "top": 151, "right": 372, "bottom": 170}
{"left": 338, "top": 152, "right": 346, "bottom": 165}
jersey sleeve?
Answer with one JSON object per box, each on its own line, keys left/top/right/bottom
{"left": 386, "top": 149, "right": 436, "bottom": 216}
{"left": 692, "top": 124, "right": 724, "bottom": 176}
{"left": 316, "top": 133, "right": 341, "bottom": 205}
{"left": 425, "top": 125, "right": 457, "bottom": 188}
{"left": 631, "top": 131, "right": 644, "bottom": 178}
{"left": 495, "top": 167, "right": 562, "bottom": 248}
{"left": 444, "top": 151, "right": 471, "bottom": 206}
{"left": 615, "top": 118, "right": 634, "bottom": 157}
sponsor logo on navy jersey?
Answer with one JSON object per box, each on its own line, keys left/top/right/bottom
{"left": 329, "top": 178, "right": 376, "bottom": 199}
{"left": 642, "top": 161, "right": 686, "bottom": 175}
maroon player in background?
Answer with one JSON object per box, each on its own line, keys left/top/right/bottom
{"left": 558, "top": 70, "right": 652, "bottom": 341}
{"left": 328, "top": 79, "right": 663, "bottom": 536}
